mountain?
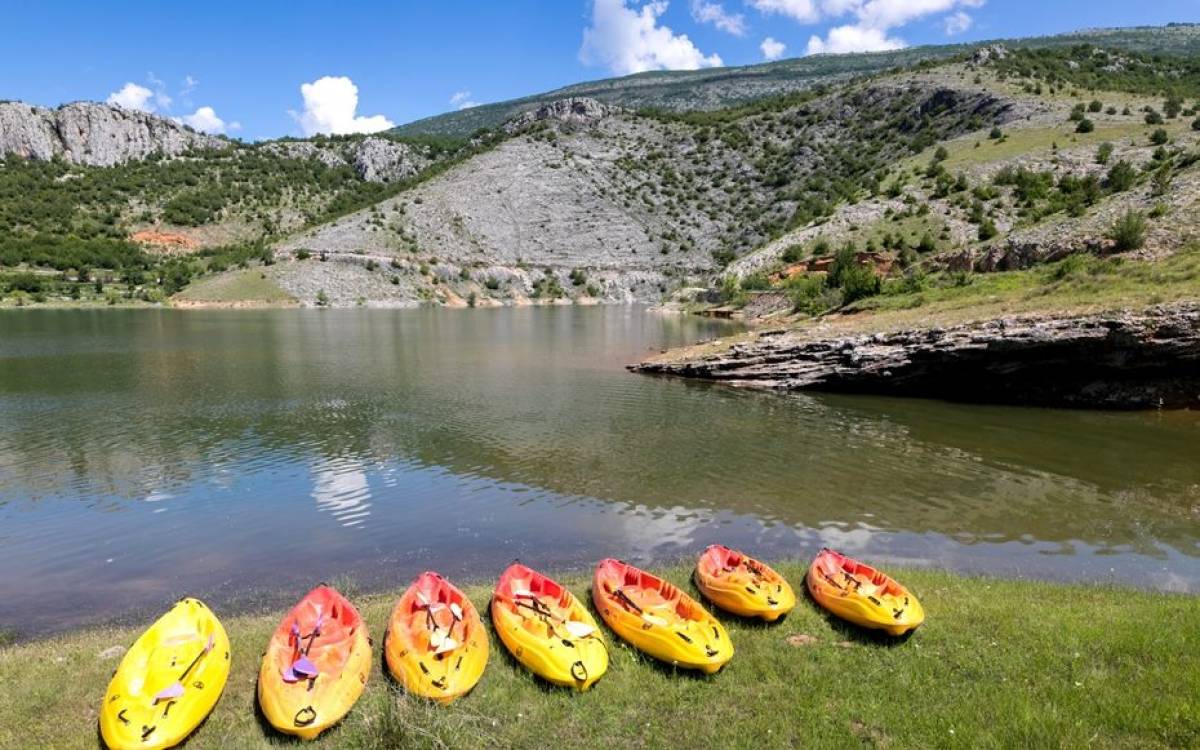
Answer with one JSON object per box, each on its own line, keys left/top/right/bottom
{"left": 393, "top": 24, "right": 1200, "bottom": 138}
{"left": 1, "top": 25, "right": 1198, "bottom": 313}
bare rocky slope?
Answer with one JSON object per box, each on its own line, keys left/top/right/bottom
{"left": 272, "top": 81, "right": 1024, "bottom": 306}
{"left": 0, "top": 101, "right": 227, "bottom": 166}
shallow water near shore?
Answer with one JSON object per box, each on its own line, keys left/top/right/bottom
{"left": 1, "top": 306, "right": 1198, "bottom": 637}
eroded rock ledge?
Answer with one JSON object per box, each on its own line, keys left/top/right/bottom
{"left": 631, "top": 304, "right": 1200, "bottom": 409}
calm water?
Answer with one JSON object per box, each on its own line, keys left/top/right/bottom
{"left": 1, "top": 307, "right": 1198, "bottom": 636}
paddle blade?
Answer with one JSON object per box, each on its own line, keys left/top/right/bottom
{"left": 154, "top": 682, "right": 184, "bottom": 702}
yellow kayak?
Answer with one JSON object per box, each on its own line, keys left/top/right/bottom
{"left": 257, "top": 586, "right": 371, "bottom": 740}
{"left": 806, "top": 548, "right": 925, "bottom": 636}
{"left": 99, "top": 598, "right": 230, "bottom": 750}
{"left": 694, "top": 544, "right": 796, "bottom": 621}
{"left": 593, "top": 558, "right": 731, "bottom": 674}
{"left": 385, "top": 572, "right": 488, "bottom": 703}
{"left": 491, "top": 563, "right": 607, "bottom": 690}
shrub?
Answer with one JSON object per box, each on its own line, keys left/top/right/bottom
{"left": 316, "top": 289, "right": 329, "bottom": 307}
{"left": 1108, "top": 210, "right": 1147, "bottom": 251}
{"left": 1095, "top": 142, "right": 1114, "bottom": 165}
{"left": 1193, "top": 117, "right": 1200, "bottom": 132}
{"left": 1145, "top": 110, "right": 1164, "bottom": 125}
{"left": 989, "top": 126, "right": 1003, "bottom": 140}
{"left": 484, "top": 276, "right": 501, "bottom": 290}
{"left": 1075, "top": 118, "right": 1095, "bottom": 133}
{"left": 1088, "top": 99, "right": 1103, "bottom": 113}
{"left": 1150, "top": 128, "right": 1169, "bottom": 146}
{"left": 1106, "top": 161, "right": 1136, "bottom": 192}
{"left": 569, "top": 268, "right": 587, "bottom": 286}
{"left": 781, "top": 244, "right": 806, "bottom": 263}
{"left": 933, "top": 146, "right": 949, "bottom": 162}
{"left": 740, "top": 272, "right": 772, "bottom": 291}
{"left": 978, "top": 218, "right": 998, "bottom": 240}
{"left": 294, "top": 249, "right": 312, "bottom": 260}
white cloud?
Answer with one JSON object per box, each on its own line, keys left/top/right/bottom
{"left": 449, "top": 90, "right": 480, "bottom": 110}
{"left": 747, "top": 0, "right": 820, "bottom": 23}
{"left": 943, "top": 10, "right": 972, "bottom": 34}
{"left": 806, "top": 23, "right": 904, "bottom": 54}
{"left": 107, "top": 82, "right": 155, "bottom": 112}
{"left": 690, "top": 0, "right": 746, "bottom": 35}
{"left": 798, "top": 0, "right": 984, "bottom": 55}
{"left": 227, "top": 121, "right": 242, "bottom": 132}
{"left": 580, "top": 0, "right": 723, "bottom": 76}
{"left": 291, "top": 76, "right": 394, "bottom": 136}
{"left": 760, "top": 36, "right": 787, "bottom": 60}
{"left": 146, "top": 72, "right": 172, "bottom": 110}
{"left": 174, "top": 106, "right": 227, "bottom": 134}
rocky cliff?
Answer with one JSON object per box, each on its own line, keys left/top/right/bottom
{"left": 631, "top": 304, "right": 1200, "bottom": 409}
{"left": 0, "top": 101, "right": 227, "bottom": 166}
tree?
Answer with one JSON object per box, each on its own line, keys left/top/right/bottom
{"left": 1108, "top": 210, "right": 1147, "bottom": 251}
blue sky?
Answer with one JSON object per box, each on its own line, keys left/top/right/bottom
{"left": 0, "top": 1, "right": 1194, "bottom": 140}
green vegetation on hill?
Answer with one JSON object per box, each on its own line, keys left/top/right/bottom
{"left": 394, "top": 25, "right": 1200, "bottom": 138}
{"left": 1, "top": 562, "right": 1196, "bottom": 749}
{"left": 993, "top": 44, "right": 1200, "bottom": 100}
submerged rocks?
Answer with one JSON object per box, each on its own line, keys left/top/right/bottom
{"left": 631, "top": 304, "right": 1200, "bottom": 409}
{"left": 0, "top": 101, "right": 226, "bottom": 166}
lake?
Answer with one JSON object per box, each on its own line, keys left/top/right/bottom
{"left": 1, "top": 307, "right": 1198, "bottom": 637}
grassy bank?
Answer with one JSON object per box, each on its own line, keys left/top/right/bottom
{"left": 2, "top": 562, "right": 1197, "bottom": 749}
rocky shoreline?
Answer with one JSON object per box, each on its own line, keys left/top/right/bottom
{"left": 631, "top": 304, "right": 1200, "bottom": 409}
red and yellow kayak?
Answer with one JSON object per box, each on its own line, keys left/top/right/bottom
{"left": 99, "top": 598, "right": 230, "bottom": 750}
{"left": 694, "top": 544, "right": 796, "bottom": 621}
{"left": 593, "top": 558, "right": 731, "bottom": 673}
{"left": 806, "top": 549, "right": 924, "bottom": 636}
{"left": 491, "top": 563, "right": 607, "bottom": 690}
{"left": 385, "top": 572, "right": 488, "bottom": 703}
{"left": 257, "top": 586, "right": 371, "bottom": 740}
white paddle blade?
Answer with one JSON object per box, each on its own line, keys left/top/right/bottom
{"left": 641, "top": 613, "right": 668, "bottom": 627}
{"left": 434, "top": 636, "right": 459, "bottom": 654}
{"left": 565, "top": 621, "right": 596, "bottom": 639}
{"left": 449, "top": 602, "right": 463, "bottom": 620}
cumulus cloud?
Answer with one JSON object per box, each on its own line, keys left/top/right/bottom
{"left": 795, "top": 0, "right": 984, "bottom": 55}
{"left": 449, "top": 91, "right": 480, "bottom": 110}
{"left": 146, "top": 72, "right": 172, "bottom": 110}
{"left": 806, "top": 24, "right": 904, "bottom": 54}
{"left": 291, "top": 76, "right": 394, "bottom": 136}
{"left": 580, "top": 0, "right": 723, "bottom": 76}
{"left": 747, "top": 0, "right": 820, "bottom": 23}
{"left": 760, "top": 36, "right": 787, "bottom": 60}
{"left": 174, "top": 106, "right": 227, "bottom": 134}
{"left": 107, "top": 82, "right": 155, "bottom": 112}
{"left": 690, "top": 0, "right": 746, "bottom": 35}
{"left": 943, "top": 10, "right": 972, "bottom": 34}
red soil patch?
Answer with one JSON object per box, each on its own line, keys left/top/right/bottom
{"left": 130, "top": 230, "right": 199, "bottom": 252}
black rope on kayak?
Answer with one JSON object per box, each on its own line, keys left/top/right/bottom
{"left": 294, "top": 706, "right": 317, "bottom": 728}
{"left": 455, "top": 655, "right": 463, "bottom": 672}
{"left": 140, "top": 725, "right": 156, "bottom": 741}
{"left": 162, "top": 700, "right": 175, "bottom": 718}
{"left": 571, "top": 660, "right": 588, "bottom": 683}
{"left": 675, "top": 631, "right": 693, "bottom": 644}
{"left": 867, "top": 595, "right": 882, "bottom": 606}
{"left": 712, "top": 625, "right": 720, "bottom": 640}
{"left": 613, "top": 588, "right": 643, "bottom": 615}
{"left": 116, "top": 709, "right": 129, "bottom": 725}
{"left": 705, "top": 645, "right": 719, "bottom": 658}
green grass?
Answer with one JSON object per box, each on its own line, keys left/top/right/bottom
{"left": 913, "top": 118, "right": 1190, "bottom": 172}
{"left": 851, "top": 247, "right": 1200, "bottom": 322}
{"left": 173, "top": 269, "right": 295, "bottom": 305}
{"left": 2, "top": 562, "right": 1197, "bottom": 749}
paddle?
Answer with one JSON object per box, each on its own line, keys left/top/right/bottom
{"left": 153, "top": 634, "right": 214, "bottom": 703}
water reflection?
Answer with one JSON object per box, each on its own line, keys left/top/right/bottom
{"left": 0, "top": 307, "right": 1197, "bottom": 635}
{"left": 311, "top": 457, "right": 372, "bottom": 528}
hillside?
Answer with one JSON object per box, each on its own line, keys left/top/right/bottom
{"left": 0, "top": 26, "right": 1199, "bottom": 312}
{"left": 394, "top": 24, "right": 1200, "bottom": 138}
